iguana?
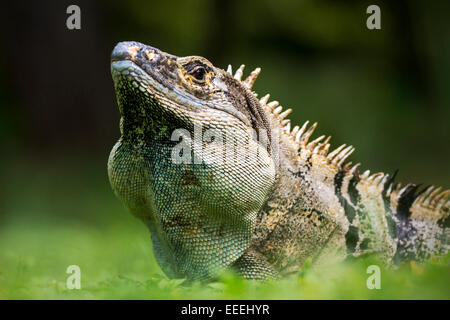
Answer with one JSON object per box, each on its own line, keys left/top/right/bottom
{"left": 108, "top": 41, "right": 449, "bottom": 281}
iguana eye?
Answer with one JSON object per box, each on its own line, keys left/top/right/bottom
{"left": 188, "top": 66, "right": 207, "bottom": 82}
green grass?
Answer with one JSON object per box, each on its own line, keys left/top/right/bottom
{"left": 0, "top": 155, "right": 449, "bottom": 299}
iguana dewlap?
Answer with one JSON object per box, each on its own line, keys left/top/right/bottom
{"left": 108, "top": 41, "right": 449, "bottom": 280}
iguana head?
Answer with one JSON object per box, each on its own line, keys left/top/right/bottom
{"left": 111, "top": 41, "right": 272, "bottom": 148}
{"left": 110, "top": 41, "right": 276, "bottom": 279}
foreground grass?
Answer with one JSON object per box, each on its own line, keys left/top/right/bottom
{"left": 1, "top": 217, "right": 449, "bottom": 299}
{"left": 0, "top": 155, "right": 449, "bottom": 299}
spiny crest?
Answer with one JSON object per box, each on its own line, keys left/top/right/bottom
{"left": 357, "top": 170, "right": 388, "bottom": 187}
{"left": 348, "top": 165, "right": 449, "bottom": 222}
{"left": 229, "top": 63, "right": 450, "bottom": 219}
{"left": 228, "top": 63, "right": 355, "bottom": 170}
{"left": 227, "top": 64, "right": 261, "bottom": 90}
{"left": 385, "top": 180, "right": 450, "bottom": 221}
{"left": 259, "top": 96, "right": 355, "bottom": 169}
{"left": 417, "top": 186, "right": 450, "bottom": 208}
{"left": 408, "top": 185, "right": 450, "bottom": 214}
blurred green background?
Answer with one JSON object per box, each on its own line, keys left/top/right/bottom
{"left": 0, "top": 0, "right": 449, "bottom": 299}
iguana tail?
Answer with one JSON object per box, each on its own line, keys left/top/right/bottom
{"left": 389, "top": 183, "right": 449, "bottom": 262}
{"left": 340, "top": 165, "right": 449, "bottom": 263}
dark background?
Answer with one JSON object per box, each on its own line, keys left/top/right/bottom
{"left": 0, "top": 0, "right": 449, "bottom": 224}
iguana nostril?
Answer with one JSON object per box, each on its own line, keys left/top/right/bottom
{"left": 111, "top": 41, "right": 145, "bottom": 62}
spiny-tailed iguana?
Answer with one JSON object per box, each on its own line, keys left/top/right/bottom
{"left": 108, "top": 41, "right": 449, "bottom": 281}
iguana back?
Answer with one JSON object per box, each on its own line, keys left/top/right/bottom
{"left": 108, "top": 41, "right": 449, "bottom": 280}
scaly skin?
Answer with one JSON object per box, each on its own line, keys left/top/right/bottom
{"left": 108, "top": 41, "right": 449, "bottom": 281}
